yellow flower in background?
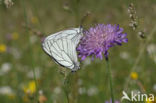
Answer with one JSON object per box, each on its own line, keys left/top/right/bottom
{"left": 130, "top": 72, "right": 138, "bottom": 80}
{"left": 12, "top": 32, "right": 19, "bottom": 40}
{"left": 31, "top": 16, "right": 39, "bottom": 24}
{"left": 0, "top": 44, "right": 7, "bottom": 53}
{"left": 23, "top": 81, "right": 36, "bottom": 94}
{"left": 146, "top": 98, "right": 152, "bottom": 103}
{"left": 8, "top": 94, "right": 16, "bottom": 100}
{"left": 146, "top": 96, "right": 156, "bottom": 103}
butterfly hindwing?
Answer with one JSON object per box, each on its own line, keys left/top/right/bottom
{"left": 42, "top": 28, "right": 82, "bottom": 71}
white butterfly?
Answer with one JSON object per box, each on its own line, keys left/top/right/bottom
{"left": 42, "top": 27, "right": 83, "bottom": 72}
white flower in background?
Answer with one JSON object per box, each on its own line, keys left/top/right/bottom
{"left": 120, "top": 51, "right": 130, "bottom": 60}
{"left": 147, "top": 44, "right": 156, "bottom": 54}
{"left": 78, "top": 87, "right": 86, "bottom": 95}
{"left": 52, "top": 87, "right": 62, "bottom": 102}
{"left": 153, "top": 84, "right": 156, "bottom": 92}
{"left": 0, "top": 63, "right": 11, "bottom": 76}
{"left": 27, "top": 67, "right": 41, "bottom": 79}
{"left": 87, "top": 86, "right": 98, "bottom": 96}
{"left": 132, "top": 89, "right": 140, "bottom": 95}
{"left": 53, "top": 87, "right": 61, "bottom": 94}
{"left": 147, "top": 44, "right": 156, "bottom": 63}
{"left": 0, "top": 86, "right": 14, "bottom": 95}
{"left": 4, "top": 0, "right": 14, "bottom": 8}
{"left": 9, "top": 47, "right": 21, "bottom": 59}
{"left": 39, "top": 90, "right": 43, "bottom": 95}
{"left": 29, "top": 35, "right": 38, "bottom": 44}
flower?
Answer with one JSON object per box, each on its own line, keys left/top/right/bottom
{"left": 23, "top": 81, "right": 36, "bottom": 94}
{"left": 53, "top": 87, "right": 61, "bottom": 94}
{"left": 0, "top": 44, "right": 7, "bottom": 53}
{"left": 6, "top": 34, "right": 12, "bottom": 40}
{"left": 31, "top": 16, "right": 39, "bottom": 24}
{"left": 5, "top": 32, "right": 19, "bottom": 40}
{"left": 87, "top": 86, "right": 98, "bottom": 96}
{"left": 147, "top": 44, "right": 156, "bottom": 63}
{"left": 146, "top": 96, "right": 156, "bottom": 103}
{"left": 0, "top": 86, "right": 14, "bottom": 95}
{"left": 0, "top": 62, "right": 12, "bottom": 76}
{"left": 27, "top": 67, "right": 41, "bottom": 79}
{"left": 29, "top": 35, "right": 38, "bottom": 44}
{"left": 7, "top": 47, "right": 21, "bottom": 59}
{"left": 130, "top": 72, "right": 138, "bottom": 80}
{"left": 38, "top": 90, "right": 47, "bottom": 103}
{"left": 77, "top": 24, "right": 128, "bottom": 60}
{"left": 0, "top": 86, "right": 15, "bottom": 99}
{"left": 4, "top": 0, "right": 14, "bottom": 8}
{"left": 78, "top": 87, "right": 86, "bottom": 95}
{"left": 39, "top": 95, "right": 47, "bottom": 103}
{"left": 153, "top": 84, "right": 156, "bottom": 92}
{"left": 12, "top": 32, "right": 19, "bottom": 40}
{"left": 120, "top": 51, "right": 130, "bottom": 60}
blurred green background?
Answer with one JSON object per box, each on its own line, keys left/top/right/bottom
{"left": 0, "top": 0, "right": 156, "bottom": 103}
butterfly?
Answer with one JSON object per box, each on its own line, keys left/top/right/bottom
{"left": 42, "top": 27, "right": 83, "bottom": 72}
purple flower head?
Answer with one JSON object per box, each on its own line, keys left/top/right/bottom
{"left": 77, "top": 24, "right": 128, "bottom": 60}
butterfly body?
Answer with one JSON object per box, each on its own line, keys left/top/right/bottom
{"left": 42, "top": 28, "right": 83, "bottom": 72}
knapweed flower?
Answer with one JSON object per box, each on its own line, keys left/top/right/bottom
{"left": 130, "top": 72, "right": 138, "bottom": 80}
{"left": 77, "top": 24, "right": 128, "bottom": 60}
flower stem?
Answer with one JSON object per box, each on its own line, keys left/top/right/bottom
{"left": 64, "top": 78, "right": 70, "bottom": 103}
{"left": 63, "top": 70, "right": 72, "bottom": 103}
{"left": 106, "top": 58, "right": 114, "bottom": 103}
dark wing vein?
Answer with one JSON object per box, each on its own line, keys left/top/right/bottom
{"left": 49, "top": 41, "right": 61, "bottom": 55}
{"left": 47, "top": 42, "right": 62, "bottom": 59}
{"left": 55, "top": 39, "right": 64, "bottom": 58}
{"left": 48, "top": 39, "right": 73, "bottom": 67}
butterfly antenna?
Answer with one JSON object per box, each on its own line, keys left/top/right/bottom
{"left": 80, "top": 25, "right": 83, "bottom": 29}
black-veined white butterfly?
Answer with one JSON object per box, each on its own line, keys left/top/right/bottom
{"left": 42, "top": 27, "right": 83, "bottom": 72}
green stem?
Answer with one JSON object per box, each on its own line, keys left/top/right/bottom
{"left": 63, "top": 71, "right": 71, "bottom": 103}
{"left": 20, "top": 0, "right": 38, "bottom": 102}
{"left": 106, "top": 58, "right": 114, "bottom": 103}
{"left": 64, "top": 80, "right": 70, "bottom": 103}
